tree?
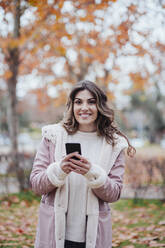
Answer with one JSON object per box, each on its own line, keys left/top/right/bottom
{"left": 0, "top": 0, "right": 116, "bottom": 190}
{"left": 0, "top": 0, "right": 25, "bottom": 189}
{"left": 129, "top": 89, "right": 165, "bottom": 143}
{"left": 1, "top": 0, "right": 165, "bottom": 190}
{"left": 29, "top": 1, "right": 165, "bottom": 107}
{"left": 0, "top": 89, "right": 8, "bottom": 132}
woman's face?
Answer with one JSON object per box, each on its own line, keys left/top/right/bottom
{"left": 73, "top": 89, "right": 98, "bottom": 132}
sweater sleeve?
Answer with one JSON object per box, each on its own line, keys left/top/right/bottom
{"left": 46, "top": 161, "right": 67, "bottom": 187}
{"left": 30, "top": 137, "right": 67, "bottom": 195}
{"left": 84, "top": 164, "right": 107, "bottom": 188}
{"left": 88, "top": 149, "right": 125, "bottom": 203}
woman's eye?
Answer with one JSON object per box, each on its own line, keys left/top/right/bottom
{"left": 88, "top": 100, "right": 96, "bottom": 104}
{"left": 74, "top": 100, "right": 81, "bottom": 104}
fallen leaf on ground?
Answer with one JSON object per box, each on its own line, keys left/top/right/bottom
{"left": 149, "top": 241, "right": 165, "bottom": 247}
{"left": 159, "top": 220, "right": 165, "bottom": 225}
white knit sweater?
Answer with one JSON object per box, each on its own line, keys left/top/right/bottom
{"left": 66, "top": 131, "right": 104, "bottom": 242}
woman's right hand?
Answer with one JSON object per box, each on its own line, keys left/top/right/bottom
{"left": 60, "top": 152, "right": 79, "bottom": 174}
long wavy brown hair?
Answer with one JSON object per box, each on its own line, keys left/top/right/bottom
{"left": 62, "top": 80, "right": 135, "bottom": 157}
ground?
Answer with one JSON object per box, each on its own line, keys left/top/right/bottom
{"left": 111, "top": 199, "right": 165, "bottom": 247}
{"left": 0, "top": 192, "right": 165, "bottom": 248}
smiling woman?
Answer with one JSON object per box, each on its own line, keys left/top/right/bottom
{"left": 30, "top": 80, "right": 135, "bottom": 248}
{"left": 73, "top": 90, "right": 98, "bottom": 132}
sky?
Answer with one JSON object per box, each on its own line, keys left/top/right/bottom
{"left": 0, "top": 0, "right": 165, "bottom": 109}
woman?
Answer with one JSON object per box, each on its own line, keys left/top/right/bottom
{"left": 30, "top": 80, "right": 135, "bottom": 248}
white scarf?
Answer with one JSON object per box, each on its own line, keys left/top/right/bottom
{"left": 42, "top": 123, "right": 128, "bottom": 248}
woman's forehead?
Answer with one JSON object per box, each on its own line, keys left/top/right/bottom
{"left": 74, "top": 89, "right": 95, "bottom": 99}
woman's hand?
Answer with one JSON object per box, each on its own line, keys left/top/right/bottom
{"left": 60, "top": 152, "right": 91, "bottom": 175}
{"left": 69, "top": 153, "right": 91, "bottom": 175}
{"left": 60, "top": 152, "right": 81, "bottom": 174}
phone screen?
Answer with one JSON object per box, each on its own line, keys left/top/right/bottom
{"left": 65, "top": 143, "right": 81, "bottom": 160}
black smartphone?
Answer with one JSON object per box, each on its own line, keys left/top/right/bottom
{"left": 65, "top": 143, "right": 81, "bottom": 160}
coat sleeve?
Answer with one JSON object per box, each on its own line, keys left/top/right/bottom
{"left": 91, "top": 149, "right": 125, "bottom": 203}
{"left": 30, "top": 137, "right": 57, "bottom": 195}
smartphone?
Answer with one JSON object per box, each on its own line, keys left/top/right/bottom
{"left": 65, "top": 143, "right": 81, "bottom": 160}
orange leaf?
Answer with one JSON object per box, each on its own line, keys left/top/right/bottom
{"left": 28, "top": 0, "right": 40, "bottom": 7}
{"left": 4, "top": 70, "right": 13, "bottom": 79}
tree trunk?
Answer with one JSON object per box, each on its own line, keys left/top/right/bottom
{"left": 6, "top": 0, "right": 25, "bottom": 190}
{"left": 7, "top": 78, "right": 25, "bottom": 190}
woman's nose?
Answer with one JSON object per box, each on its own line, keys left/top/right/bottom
{"left": 81, "top": 102, "right": 88, "bottom": 110}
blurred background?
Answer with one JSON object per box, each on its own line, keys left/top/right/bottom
{"left": 1, "top": 1, "right": 165, "bottom": 247}
{"left": 0, "top": 0, "right": 165, "bottom": 198}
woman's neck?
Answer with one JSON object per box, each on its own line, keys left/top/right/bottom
{"left": 78, "top": 124, "right": 96, "bottom": 132}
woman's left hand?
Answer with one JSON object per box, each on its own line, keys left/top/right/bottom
{"left": 69, "top": 154, "right": 91, "bottom": 175}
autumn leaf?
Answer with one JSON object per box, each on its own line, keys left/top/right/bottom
{"left": 149, "top": 241, "right": 165, "bottom": 247}
{"left": 159, "top": 220, "right": 165, "bottom": 225}
{"left": 3, "top": 70, "right": 13, "bottom": 79}
{"left": 28, "top": 0, "right": 38, "bottom": 6}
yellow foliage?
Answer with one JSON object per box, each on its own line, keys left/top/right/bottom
{"left": 101, "top": 75, "right": 118, "bottom": 89}
{"left": 129, "top": 72, "right": 149, "bottom": 92}
{"left": 56, "top": 46, "right": 66, "bottom": 56}
{"left": 58, "top": 0, "right": 64, "bottom": 9}
{"left": 28, "top": 0, "right": 39, "bottom": 7}
{"left": 30, "top": 47, "right": 39, "bottom": 55}
{"left": 106, "top": 90, "right": 115, "bottom": 101}
{"left": 123, "top": 89, "right": 132, "bottom": 95}
{"left": 52, "top": 80, "right": 63, "bottom": 86}
{"left": 54, "top": 90, "right": 67, "bottom": 107}
{"left": 4, "top": 70, "right": 13, "bottom": 79}
{"left": 128, "top": 4, "right": 137, "bottom": 13}
{"left": 8, "top": 39, "right": 20, "bottom": 49}
{"left": 18, "top": 36, "right": 27, "bottom": 46}
{"left": 1, "top": 0, "right": 160, "bottom": 111}
{"left": 0, "top": 38, "right": 8, "bottom": 50}
{"left": 85, "top": 46, "right": 95, "bottom": 55}
{"left": 80, "top": 14, "right": 94, "bottom": 22}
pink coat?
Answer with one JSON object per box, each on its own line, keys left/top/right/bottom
{"left": 30, "top": 137, "right": 125, "bottom": 248}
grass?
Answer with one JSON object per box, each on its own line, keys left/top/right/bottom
{"left": 111, "top": 199, "right": 165, "bottom": 247}
{"left": 113, "top": 198, "right": 165, "bottom": 210}
{"left": 0, "top": 191, "right": 39, "bottom": 248}
{"left": 0, "top": 192, "right": 165, "bottom": 247}
{"left": 0, "top": 190, "right": 40, "bottom": 206}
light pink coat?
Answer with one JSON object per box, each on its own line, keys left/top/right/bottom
{"left": 30, "top": 137, "right": 125, "bottom": 248}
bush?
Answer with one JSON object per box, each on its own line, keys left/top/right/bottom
{"left": 125, "top": 147, "right": 165, "bottom": 188}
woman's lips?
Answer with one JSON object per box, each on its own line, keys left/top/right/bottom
{"left": 79, "top": 113, "right": 91, "bottom": 118}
